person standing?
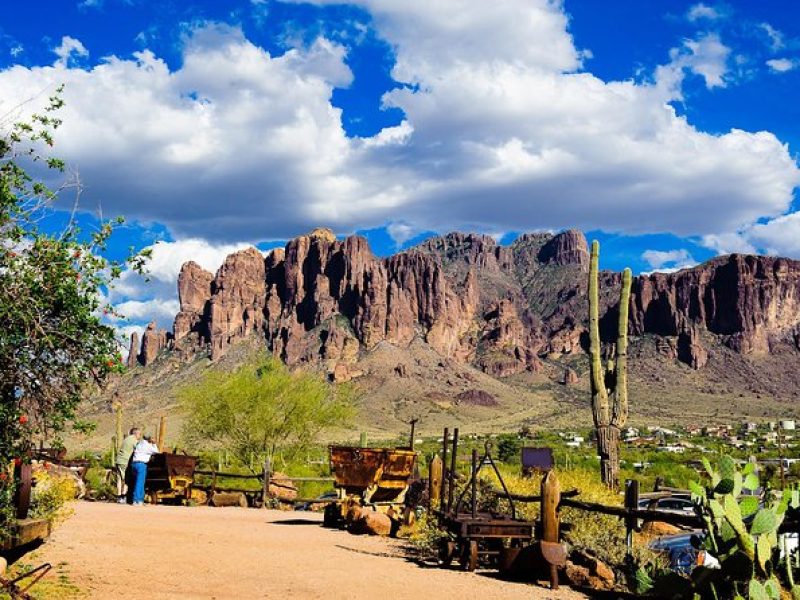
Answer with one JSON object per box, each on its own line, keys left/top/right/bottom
{"left": 131, "top": 435, "right": 160, "bottom": 506}
{"left": 115, "top": 427, "right": 141, "bottom": 504}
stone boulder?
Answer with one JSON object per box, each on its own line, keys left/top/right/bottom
{"left": 268, "top": 472, "right": 298, "bottom": 502}
{"left": 347, "top": 508, "right": 393, "bottom": 536}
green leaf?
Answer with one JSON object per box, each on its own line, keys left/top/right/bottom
{"left": 792, "top": 585, "right": 800, "bottom": 600}
{"left": 749, "top": 579, "right": 768, "bottom": 600}
{"left": 751, "top": 509, "right": 778, "bottom": 536}
{"left": 743, "top": 462, "right": 755, "bottom": 476}
{"left": 764, "top": 578, "right": 780, "bottom": 600}
{"left": 743, "top": 473, "right": 759, "bottom": 491}
{"left": 740, "top": 496, "right": 759, "bottom": 518}
{"left": 717, "top": 478, "right": 735, "bottom": 495}
{"left": 756, "top": 534, "right": 772, "bottom": 573}
{"left": 725, "top": 494, "right": 746, "bottom": 534}
{"left": 702, "top": 456, "right": 715, "bottom": 478}
{"left": 720, "top": 455, "right": 736, "bottom": 481}
{"left": 689, "top": 479, "right": 705, "bottom": 497}
{"left": 720, "top": 520, "right": 737, "bottom": 542}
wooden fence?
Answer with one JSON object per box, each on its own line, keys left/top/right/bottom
{"left": 193, "top": 460, "right": 335, "bottom": 505}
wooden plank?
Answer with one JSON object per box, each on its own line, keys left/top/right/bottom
{"left": 541, "top": 470, "right": 562, "bottom": 590}
{"left": 560, "top": 497, "right": 704, "bottom": 528}
{"left": 428, "top": 455, "right": 442, "bottom": 510}
{"left": 194, "top": 470, "right": 261, "bottom": 479}
{"left": 2, "top": 518, "right": 51, "bottom": 550}
{"left": 269, "top": 477, "right": 335, "bottom": 482}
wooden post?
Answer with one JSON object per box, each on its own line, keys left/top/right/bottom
{"left": 779, "top": 425, "right": 786, "bottom": 490}
{"left": 624, "top": 479, "right": 639, "bottom": 554}
{"left": 428, "top": 455, "right": 443, "bottom": 510}
{"left": 448, "top": 428, "right": 459, "bottom": 514}
{"left": 262, "top": 458, "right": 272, "bottom": 508}
{"left": 541, "top": 470, "right": 562, "bottom": 590}
{"left": 158, "top": 416, "right": 167, "bottom": 450}
{"left": 409, "top": 418, "right": 418, "bottom": 450}
{"left": 114, "top": 403, "right": 123, "bottom": 451}
{"left": 471, "top": 448, "right": 478, "bottom": 518}
{"left": 440, "top": 428, "right": 449, "bottom": 513}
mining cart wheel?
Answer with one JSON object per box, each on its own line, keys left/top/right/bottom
{"left": 323, "top": 503, "right": 341, "bottom": 528}
{"left": 438, "top": 539, "right": 457, "bottom": 567}
{"left": 460, "top": 540, "right": 479, "bottom": 572}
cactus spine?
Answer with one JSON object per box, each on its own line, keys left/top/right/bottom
{"left": 588, "top": 240, "right": 632, "bottom": 489}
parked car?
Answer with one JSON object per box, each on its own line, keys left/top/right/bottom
{"left": 295, "top": 491, "right": 338, "bottom": 511}
{"left": 638, "top": 495, "right": 695, "bottom": 514}
{"left": 649, "top": 532, "right": 719, "bottom": 574}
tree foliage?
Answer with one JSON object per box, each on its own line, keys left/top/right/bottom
{"left": 1, "top": 87, "right": 147, "bottom": 533}
{"left": 179, "top": 355, "right": 355, "bottom": 467}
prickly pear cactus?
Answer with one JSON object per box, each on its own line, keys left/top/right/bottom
{"left": 687, "top": 457, "right": 800, "bottom": 599}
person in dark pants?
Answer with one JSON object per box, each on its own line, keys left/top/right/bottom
{"left": 115, "top": 427, "right": 141, "bottom": 504}
{"left": 130, "top": 435, "right": 160, "bottom": 506}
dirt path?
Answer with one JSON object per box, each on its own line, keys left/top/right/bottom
{"left": 31, "top": 502, "right": 586, "bottom": 600}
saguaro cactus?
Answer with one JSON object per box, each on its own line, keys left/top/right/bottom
{"left": 588, "top": 240, "right": 632, "bottom": 489}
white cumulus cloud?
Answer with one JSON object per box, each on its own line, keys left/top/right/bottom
{"left": 641, "top": 248, "right": 697, "bottom": 273}
{"left": 767, "top": 58, "right": 798, "bottom": 73}
{"left": 0, "top": 4, "right": 796, "bottom": 258}
{"left": 110, "top": 237, "right": 257, "bottom": 330}
{"left": 53, "top": 36, "right": 89, "bottom": 66}
{"left": 687, "top": 3, "right": 723, "bottom": 22}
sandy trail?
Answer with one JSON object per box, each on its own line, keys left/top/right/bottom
{"left": 31, "top": 501, "right": 586, "bottom": 600}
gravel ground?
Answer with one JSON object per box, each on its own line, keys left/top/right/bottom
{"left": 32, "top": 501, "right": 587, "bottom": 600}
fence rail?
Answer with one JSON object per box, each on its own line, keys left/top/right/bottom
{"left": 192, "top": 463, "right": 335, "bottom": 503}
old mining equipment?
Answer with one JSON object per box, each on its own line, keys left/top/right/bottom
{"left": 435, "top": 428, "right": 536, "bottom": 573}
{"left": 144, "top": 452, "right": 198, "bottom": 505}
{"left": 323, "top": 424, "right": 419, "bottom": 529}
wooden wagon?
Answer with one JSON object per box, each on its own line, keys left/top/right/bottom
{"left": 145, "top": 452, "right": 198, "bottom": 504}
{"left": 324, "top": 445, "right": 417, "bottom": 526}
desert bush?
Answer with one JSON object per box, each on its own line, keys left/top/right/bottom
{"left": 401, "top": 512, "right": 447, "bottom": 557}
{"left": 83, "top": 466, "right": 115, "bottom": 501}
{"left": 180, "top": 354, "right": 354, "bottom": 467}
{"left": 29, "top": 470, "right": 77, "bottom": 524}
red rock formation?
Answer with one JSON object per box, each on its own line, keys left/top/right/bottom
{"left": 127, "top": 332, "right": 139, "bottom": 368}
{"left": 155, "top": 228, "right": 800, "bottom": 374}
{"left": 537, "top": 229, "right": 590, "bottom": 268}
{"left": 630, "top": 254, "right": 800, "bottom": 365}
{"left": 173, "top": 261, "right": 213, "bottom": 349}
{"left": 208, "top": 247, "right": 266, "bottom": 360}
{"left": 139, "top": 321, "right": 169, "bottom": 366}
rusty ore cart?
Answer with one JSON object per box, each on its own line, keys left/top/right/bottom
{"left": 436, "top": 429, "right": 537, "bottom": 572}
{"left": 145, "top": 452, "right": 198, "bottom": 504}
{"left": 324, "top": 445, "right": 417, "bottom": 527}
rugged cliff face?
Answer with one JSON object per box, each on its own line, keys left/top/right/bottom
{"left": 128, "top": 228, "right": 800, "bottom": 377}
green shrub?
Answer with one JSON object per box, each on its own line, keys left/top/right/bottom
{"left": 29, "top": 471, "right": 77, "bottom": 524}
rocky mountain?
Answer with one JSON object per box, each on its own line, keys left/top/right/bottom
{"left": 130, "top": 227, "right": 800, "bottom": 376}
{"left": 111, "top": 226, "right": 800, "bottom": 439}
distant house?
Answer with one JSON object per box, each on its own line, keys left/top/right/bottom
{"left": 657, "top": 445, "right": 685, "bottom": 454}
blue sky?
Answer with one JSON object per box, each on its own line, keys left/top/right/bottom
{"left": 1, "top": 0, "right": 799, "bottom": 338}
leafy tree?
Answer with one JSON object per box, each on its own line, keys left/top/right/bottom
{"left": 179, "top": 354, "right": 355, "bottom": 467}
{"left": 1, "top": 87, "right": 147, "bottom": 534}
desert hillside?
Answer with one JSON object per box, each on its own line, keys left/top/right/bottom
{"left": 74, "top": 227, "right": 800, "bottom": 448}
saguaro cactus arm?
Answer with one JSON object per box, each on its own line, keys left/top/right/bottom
{"left": 589, "top": 240, "right": 609, "bottom": 427}
{"left": 612, "top": 267, "right": 632, "bottom": 427}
